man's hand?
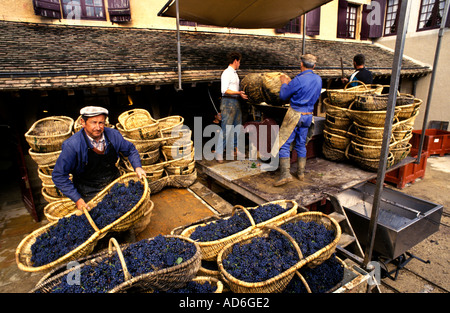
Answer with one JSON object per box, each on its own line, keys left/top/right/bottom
{"left": 280, "top": 74, "right": 290, "bottom": 85}
{"left": 75, "top": 198, "right": 89, "bottom": 215}
{"left": 135, "top": 167, "right": 146, "bottom": 179}
{"left": 239, "top": 91, "right": 248, "bottom": 100}
{"left": 341, "top": 77, "right": 349, "bottom": 84}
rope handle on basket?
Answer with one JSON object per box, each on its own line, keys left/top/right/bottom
{"left": 294, "top": 270, "right": 312, "bottom": 293}
{"left": 344, "top": 80, "right": 367, "bottom": 90}
{"left": 108, "top": 238, "right": 132, "bottom": 282}
{"left": 232, "top": 205, "right": 256, "bottom": 227}
{"left": 81, "top": 205, "right": 100, "bottom": 232}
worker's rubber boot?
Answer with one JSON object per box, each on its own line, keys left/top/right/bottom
{"left": 297, "top": 157, "right": 307, "bottom": 181}
{"left": 274, "top": 157, "right": 293, "bottom": 187}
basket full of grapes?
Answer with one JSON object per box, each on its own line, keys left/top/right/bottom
{"left": 216, "top": 212, "right": 341, "bottom": 293}
{"left": 16, "top": 173, "right": 150, "bottom": 273}
{"left": 31, "top": 235, "right": 201, "bottom": 293}
{"left": 180, "top": 200, "right": 299, "bottom": 261}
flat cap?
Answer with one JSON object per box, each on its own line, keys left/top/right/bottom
{"left": 301, "top": 54, "right": 317, "bottom": 64}
{"left": 80, "top": 106, "right": 108, "bottom": 117}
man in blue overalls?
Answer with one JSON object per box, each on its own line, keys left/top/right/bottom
{"left": 52, "top": 106, "right": 146, "bottom": 212}
{"left": 274, "top": 54, "right": 322, "bottom": 187}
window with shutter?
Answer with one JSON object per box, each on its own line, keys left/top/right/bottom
{"left": 337, "top": 0, "right": 349, "bottom": 38}
{"left": 306, "top": 7, "right": 321, "bottom": 36}
{"left": 417, "top": 0, "right": 449, "bottom": 31}
{"left": 276, "top": 16, "right": 302, "bottom": 34}
{"left": 33, "top": 0, "right": 61, "bottom": 19}
{"left": 61, "top": 0, "right": 106, "bottom": 20}
{"left": 108, "top": 0, "right": 131, "bottom": 23}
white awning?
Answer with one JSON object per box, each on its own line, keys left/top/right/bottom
{"left": 158, "top": 0, "right": 333, "bottom": 29}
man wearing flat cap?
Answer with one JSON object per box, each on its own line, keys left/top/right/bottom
{"left": 273, "top": 54, "right": 322, "bottom": 186}
{"left": 52, "top": 106, "right": 146, "bottom": 212}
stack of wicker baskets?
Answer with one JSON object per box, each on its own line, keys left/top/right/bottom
{"left": 116, "top": 109, "right": 196, "bottom": 195}
{"left": 324, "top": 83, "right": 421, "bottom": 172}
{"left": 25, "top": 116, "right": 74, "bottom": 203}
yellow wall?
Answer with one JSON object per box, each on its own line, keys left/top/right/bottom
{"left": 0, "top": 0, "right": 370, "bottom": 41}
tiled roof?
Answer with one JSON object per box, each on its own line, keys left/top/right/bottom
{"left": 0, "top": 21, "right": 431, "bottom": 91}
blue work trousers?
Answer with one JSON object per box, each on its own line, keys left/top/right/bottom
{"left": 217, "top": 97, "right": 242, "bottom": 153}
{"left": 279, "top": 114, "right": 313, "bottom": 158}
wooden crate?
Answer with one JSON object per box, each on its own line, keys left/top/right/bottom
{"left": 410, "top": 129, "right": 450, "bottom": 157}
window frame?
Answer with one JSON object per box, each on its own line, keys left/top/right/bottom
{"left": 417, "top": 0, "right": 447, "bottom": 31}
{"left": 346, "top": 3, "right": 358, "bottom": 39}
{"left": 384, "top": 0, "right": 401, "bottom": 36}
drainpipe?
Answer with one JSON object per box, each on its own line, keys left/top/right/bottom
{"left": 363, "top": 0, "right": 412, "bottom": 269}
{"left": 175, "top": 0, "right": 183, "bottom": 91}
{"left": 415, "top": 0, "right": 449, "bottom": 163}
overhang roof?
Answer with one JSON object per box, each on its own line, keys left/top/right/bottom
{"left": 158, "top": 0, "right": 333, "bottom": 29}
{"left": 0, "top": 21, "right": 431, "bottom": 91}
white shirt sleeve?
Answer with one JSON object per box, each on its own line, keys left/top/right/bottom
{"left": 221, "top": 66, "right": 239, "bottom": 95}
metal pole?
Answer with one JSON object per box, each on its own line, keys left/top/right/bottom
{"left": 302, "top": 14, "right": 306, "bottom": 54}
{"left": 415, "top": 0, "right": 449, "bottom": 163}
{"left": 363, "top": 0, "right": 411, "bottom": 268}
{"left": 175, "top": 0, "right": 183, "bottom": 91}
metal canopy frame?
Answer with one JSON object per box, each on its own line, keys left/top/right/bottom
{"left": 160, "top": 0, "right": 448, "bottom": 273}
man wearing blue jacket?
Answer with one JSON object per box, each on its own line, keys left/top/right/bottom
{"left": 52, "top": 106, "right": 146, "bottom": 212}
{"left": 274, "top": 54, "right": 322, "bottom": 186}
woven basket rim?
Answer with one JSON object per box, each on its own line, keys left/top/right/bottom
{"left": 25, "top": 116, "right": 74, "bottom": 139}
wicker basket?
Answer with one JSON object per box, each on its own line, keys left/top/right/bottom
{"left": 396, "top": 100, "right": 420, "bottom": 121}
{"left": 350, "top": 139, "right": 396, "bottom": 159}
{"left": 31, "top": 236, "right": 201, "bottom": 293}
{"left": 346, "top": 146, "right": 394, "bottom": 172}
{"left": 181, "top": 200, "right": 299, "bottom": 261}
{"left": 167, "top": 169, "right": 198, "bottom": 189}
{"left": 133, "top": 201, "right": 154, "bottom": 235}
{"left": 323, "top": 129, "right": 351, "bottom": 151}
{"left": 347, "top": 102, "right": 401, "bottom": 127}
{"left": 271, "top": 212, "right": 342, "bottom": 268}
{"left": 323, "top": 98, "right": 349, "bottom": 117}
{"left": 325, "top": 113, "right": 352, "bottom": 130}
{"left": 158, "top": 116, "right": 185, "bottom": 135}
{"left": 43, "top": 199, "right": 77, "bottom": 222}
{"left": 393, "top": 127, "right": 412, "bottom": 141}
{"left": 42, "top": 183, "right": 65, "bottom": 198}
{"left": 41, "top": 187, "right": 68, "bottom": 203}
{"left": 120, "top": 132, "right": 166, "bottom": 153}
{"left": 166, "top": 159, "right": 196, "bottom": 175}
{"left": 37, "top": 167, "right": 54, "bottom": 185}
{"left": 25, "top": 116, "right": 74, "bottom": 153}
{"left": 391, "top": 143, "right": 412, "bottom": 164}
{"left": 326, "top": 81, "right": 376, "bottom": 108}
{"left": 394, "top": 110, "right": 419, "bottom": 131}
{"left": 162, "top": 128, "right": 192, "bottom": 146}
{"left": 352, "top": 121, "right": 391, "bottom": 140}
{"left": 109, "top": 236, "right": 202, "bottom": 292}
{"left": 353, "top": 94, "right": 390, "bottom": 111}
{"left": 29, "top": 149, "right": 60, "bottom": 167}
{"left": 15, "top": 213, "right": 105, "bottom": 273}
{"left": 322, "top": 142, "right": 346, "bottom": 162}
{"left": 218, "top": 225, "right": 304, "bottom": 293}
{"left": 162, "top": 141, "right": 194, "bottom": 160}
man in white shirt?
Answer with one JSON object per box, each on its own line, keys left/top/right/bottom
{"left": 217, "top": 52, "right": 248, "bottom": 162}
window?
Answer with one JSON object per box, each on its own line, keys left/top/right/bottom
{"left": 276, "top": 17, "right": 302, "bottom": 34}
{"left": 384, "top": 0, "right": 401, "bottom": 35}
{"left": 346, "top": 4, "right": 358, "bottom": 38}
{"left": 417, "top": 0, "right": 449, "bottom": 30}
{"left": 61, "top": 0, "right": 106, "bottom": 20}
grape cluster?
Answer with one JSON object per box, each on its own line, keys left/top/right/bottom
{"left": 190, "top": 203, "right": 289, "bottom": 242}
{"left": 31, "top": 180, "right": 144, "bottom": 267}
{"left": 283, "top": 254, "right": 344, "bottom": 293}
{"left": 47, "top": 235, "right": 196, "bottom": 293}
{"left": 277, "top": 220, "right": 335, "bottom": 257}
{"left": 154, "top": 281, "right": 217, "bottom": 293}
{"left": 222, "top": 235, "right": 299, "bottom": 283}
